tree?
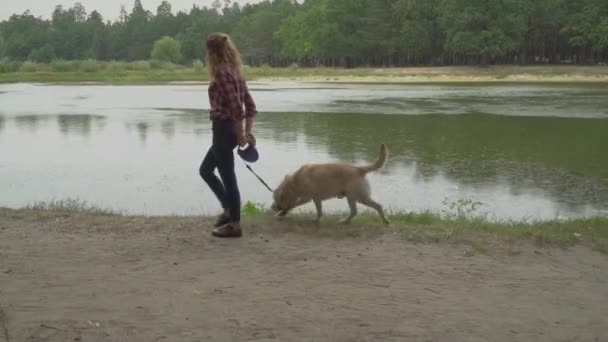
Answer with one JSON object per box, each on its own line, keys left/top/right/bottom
{"left": 563, "top": 0, "right": 608, "bottom": 62}
{"left": 2, "top": 12, "right": 50, "bottom": 61}
{"left": 0, "top": 0, "right": 607, "bottom": 66}
{"left": 394, "top": 0, "right": 444, "bottom": 63}
{"left": 151, "top": 36, "right": 181, "bottom": 63}
{"left": 157, "top": 1, "right": 173, "bottom": 17}
{"left": 232, "top": 0, "right": 297, "bottom": 61}
{"left": 441, "top": 0, "right": 524, "bottom": 64}
{"left": 72, "top": 2, "right": 87, "bottom": 22}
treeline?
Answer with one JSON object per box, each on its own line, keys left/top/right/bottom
{"left": 0, "top": 0, "right": 607, "bottom": 67}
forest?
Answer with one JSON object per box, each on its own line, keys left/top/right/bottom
{"left": 0, "top": 0, "right": 607, "bottom": 67}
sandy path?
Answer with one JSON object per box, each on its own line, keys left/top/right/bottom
{"left": 0, "top": 211, "right": 607, "bottom": 342}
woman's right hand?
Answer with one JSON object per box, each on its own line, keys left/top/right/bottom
{"left": 237, "top": 134, "right": 247, "bottom": 147}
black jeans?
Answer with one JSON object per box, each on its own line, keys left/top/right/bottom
{"left": 199, "top": 120, "right": 240, "bottom": 223}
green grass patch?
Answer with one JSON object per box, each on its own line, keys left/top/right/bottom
{"left": 239, "top": 200, "right": 607, "bottom": 251}
{"left": 2, "top": 199, "right": 606, "bottom": 252}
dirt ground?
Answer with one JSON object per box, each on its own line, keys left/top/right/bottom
{"left": 0, "top": 209, "right": 607, "bottom": 342}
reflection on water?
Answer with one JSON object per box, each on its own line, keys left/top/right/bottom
{"left": 8, "top": 113, "right": 106, "bottom": 136}
{"left": 262, "top": 112, "right": 608, "bottom": 216}
{"left": 0, "top": 83, "right": 607, "bottom": 219}
{"left": 13, "top": 115, "right": 52, "bottom": 133}
{"left": 58, "top": 114, "right": 106, "bottom": 136}
{"left": 331, "top": 87, "right": 608, "bottom": 118}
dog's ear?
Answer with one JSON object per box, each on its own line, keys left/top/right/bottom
{"left": 276, "top": 176, "right": 297, "bottom": 206}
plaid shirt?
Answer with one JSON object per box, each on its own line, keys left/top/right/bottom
{"left": 208, "top": 68, "right": 257, "bottom": 121}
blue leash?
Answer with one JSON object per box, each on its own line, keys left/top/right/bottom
{"left": 244, "top": 163, "right": 274, "bottom": 193}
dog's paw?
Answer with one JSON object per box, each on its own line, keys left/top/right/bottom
{"left": 338, "top": 218, "right": 352, "bottom": 225}
{"left": 275, "top": 209, "right": 288, "bottom": 217}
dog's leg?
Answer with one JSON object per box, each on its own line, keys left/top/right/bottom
{"left": 313, "top": 199, "right": 323, "bottom": 223}
{"left": 339, "top": 197, "right": 358, "bottom": 224}
{"left": 360, "top": 198, "right": 390, "bottom": 225}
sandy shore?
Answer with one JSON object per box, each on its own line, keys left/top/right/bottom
{"left": 3, "top": 65, "right": 608, "bottom": 84}
{"left": 0, "top": 209, "right": 607, "bottom": 341}
{"left": 255, "top": 66, "right": 608, "bottom": 83}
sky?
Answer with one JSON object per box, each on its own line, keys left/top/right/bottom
{"left": 0, "top": 0, "right": 263, "bottom": 21}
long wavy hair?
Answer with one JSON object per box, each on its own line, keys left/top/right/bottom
{"left": 205, "top": 32, "right": 244, "bottom": 81}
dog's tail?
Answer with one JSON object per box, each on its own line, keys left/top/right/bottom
{"left": 360, "top": 144, "right": 388, "bottom": 174}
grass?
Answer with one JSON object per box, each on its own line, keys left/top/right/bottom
{"left": 1, "top": 61, "right": 608, "bottom": 84}
{"left": 4, "top": 199, "right": 607, "bottom": 253}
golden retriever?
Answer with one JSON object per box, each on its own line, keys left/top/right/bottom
{"left": 271, "top": 144, "right": 389, "bottom": 225}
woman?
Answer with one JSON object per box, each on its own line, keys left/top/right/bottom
{"left": 199, "top": 33, "right": 257, "bottom": 238}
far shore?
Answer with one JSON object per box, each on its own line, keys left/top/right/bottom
{"left": 2, "top": 65, "right": 608, "bottom": 84}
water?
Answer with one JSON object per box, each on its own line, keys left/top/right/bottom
{"left": 1, "top": 82, "right": 607, "bottom": 220}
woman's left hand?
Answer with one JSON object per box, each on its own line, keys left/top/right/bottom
{"left": 246, "top": 132, "right": 256, "bottom": 146}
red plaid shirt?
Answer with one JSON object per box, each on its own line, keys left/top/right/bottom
{"left": 208, "top": 68, "right": 257, "bottom": 121}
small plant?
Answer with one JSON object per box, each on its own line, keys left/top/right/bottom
{"left": 242, "top": 201, "right": 265, "bottom": 215}
{"left": 441, "top": 197, "right": 483, "bottom": 219}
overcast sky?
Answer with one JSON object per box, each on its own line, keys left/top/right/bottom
{"left": 1, "top": 0, "right": 263, "bottom": 21}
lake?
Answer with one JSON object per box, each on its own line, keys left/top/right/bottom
{"left": 1, "top": 82, "right": 607, "bottom": 220}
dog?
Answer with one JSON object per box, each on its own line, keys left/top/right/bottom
{"left": 271, "top": 144, "right": 390, "bottom": 225}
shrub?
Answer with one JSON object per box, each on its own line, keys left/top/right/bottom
{"left": 0, "top": 59, "right": 21, "bottom": 73}
{"left": 50, "top": 60, "right": 80, "bottom": 72}
{"left": 29, "top": 44, "right": 56, "bottom": 63}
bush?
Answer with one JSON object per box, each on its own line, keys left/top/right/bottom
{"left": 150, "top": 59, "right": 178, "bottom": 70}
{"left": 80, "top": 59, "right": 101, "bottom": 73}
{"left": 50, "top": 60, "right": 80, "bottom": 72}
{"left": 19, "top": 61, "right": 43, "bottom": 72}
{"left": 151, "top": 36, "right": 182, "bottom": 63}
{"left": 106, "top": 60, "right": 128, "bottom": 72}
{"left": 126, "top": 61, "right": 151, "bottom": 71}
